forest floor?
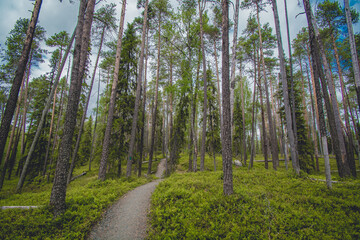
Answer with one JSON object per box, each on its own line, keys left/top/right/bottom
{"left": 88, "top": 158, "right": 166, "bottom": 240}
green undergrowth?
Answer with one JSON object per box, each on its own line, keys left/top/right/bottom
{"left": 0, "top": 162, "right": 157, "bottom": 239}
{"left": 149, "top": 164, "right": 360, "bottom": 239}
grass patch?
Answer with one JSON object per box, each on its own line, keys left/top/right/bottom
{"left": 149, "top": 155, "right": 360, "bottom": 239}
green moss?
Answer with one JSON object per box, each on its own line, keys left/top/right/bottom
{"left": 149, "top": 159, "right": 360, "bottom": 239}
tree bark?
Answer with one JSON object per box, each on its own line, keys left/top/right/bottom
{"left": 98, "top": 0, "right": 127, "bottom": 181}
{"left": 271, "top": 0, "right": 299, "bottom": 173}
{"left": 221, "top": 0, "right": 233, "bottom": 195}
{"left": 344, "top": 0, "right": 360, "bottom": 113}
{"left": 257, "top": 2, "right": 279, "bottom": 170}
{"left": 303, "top": 0, "right": 332, "bottom": 188}
{"left": 0, "top": 0, "right": 42, "bottom": 166}
{"left": 50, "top": 0, "right": 95, "bottom": 216}
{"left": 230, "top": 0, "right": 240, "bottom": 141}
{"left": 148, "top": 10, "right": 162, "bottom": 175}
{"left": 199, "top": 0, "right": 208, "bottom": 172}
{"left": 68, "top": 26, "right": 106, "bottom": 184}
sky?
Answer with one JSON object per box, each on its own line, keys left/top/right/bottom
{"left": 0, "top": 0, "right": 359, "bottom": 114}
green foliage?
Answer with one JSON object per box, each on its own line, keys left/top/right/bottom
{"left": 149, "top": 166, "right": 360, "bottom": 239}
{"left": 0, "top": 165, "right": 153, "bottom": 239}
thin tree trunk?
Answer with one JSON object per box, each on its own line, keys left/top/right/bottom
{"left": 214, "top": 40, "right": 222, "bottom": 127}
{"left": 306, "top": 61, "right": 320, "bottom": 171}
{"left": 221, "top": 0, "right": 233, "bottom": 195}
{"left": 68, "top": 26, "right": 105, "bottom": 184}
{"left": 256, "top": 3, "right": 278, "bottom": 170}
{"left": 230, "top": 0, "right": 240, "bottom": 140}
{"left": 284, "top": 0, "right": 299, "bottom": 170}
{"left": 239, "top": 61, "right": 247, "bottom": 165}
{"left": 139, "top": 29, "right": 150, "bottom": 177}
{"left": 311, "top": 11, "right": 351, "bottom": 177}
{"left": 127, "top": 0, "right": 148, "bottom": 177}
{"left": 344, "top": 0, "right": 360, "bottom": 113}
{"left": 50, "top": 0, "right": 95, "bottom": 216}
{"left": 16, "top": 28, "right": 75, "bottom": 192}
{"left": 98, "top": 0, "right": 127, "bottom": 181}
{"left": 249, "top": 52, "right": 258, "bottom": 169}
{"left": 89, "top": 69, "right": 101, "bottom": 171}
{"left": 193, "top": 52, "right": 201, "bottom": 172}
{"left": 148, "top": 11, "right": 162, "bottom": 175}
{"left": 0, "top": 0, "right": 42, "bottom": 166}
{"left": 199, "top": 0, "right": 208, "bottom": 172}
{"left": 303, "top": 0, "right": 332, "bottom": 188}
{"left": 271, "top": 0, "right": 299, "bottom": 173}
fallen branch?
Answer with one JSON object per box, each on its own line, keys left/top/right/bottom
{"left": 1, "top": 206, "right": 38, "bottom": 210}
{"left": 70, "top": 172, "right": 87, "bottom": 182}
{"left": 309, "top": 178, "right": 340, "bottom": 183}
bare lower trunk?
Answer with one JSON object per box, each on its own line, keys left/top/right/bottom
{"left": 271, "top": 0, "right": 299, "bottom": 173}
{"left": 303, "top": 0, "right": 331, "bottom": 188}
{"left": 127, "top": 0, "right": 149, "bottom": 177}
{"left": 257, "top": 3, "right": 279, "bottom": 170}
{"left": 148, "top": 12, "right": 162, "bottom": 175}
{"left": 50, "top": 0, "right": 95, "bottom": 216}
{"left": 199, "top": 1, "right": 208, "bottom": 172}
{"left": 221, "top": 0, "right": 233, "bottom": 195}
{"left": 98, "top": 0, "right": 127, "bottom": 180}
{"left": 68, "top": 27, "right": 105, "bottom": 184}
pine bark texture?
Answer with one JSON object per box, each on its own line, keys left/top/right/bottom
{"left": 303, "top": 0, "right": 332, "bottom": 188}
{"left": 50, "top": 0, "right": 95, "bottom": 216}
{"left": 98, "top": 0, "right": 127, "bottom": 181}
{"left": 221, "top": 0, "right": 233, "bottom": 195}
{"left": 127, "top": 0, "right": 149, "bottom": 177}
{"left": 271, "top": 0, "right": 299, "bottom": 173}
{"left": 199, "top": 0, "right": 208, "bottom": 172}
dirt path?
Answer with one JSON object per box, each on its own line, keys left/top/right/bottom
{"left": 88, "top": 159, "right": 166, "bottom": 240}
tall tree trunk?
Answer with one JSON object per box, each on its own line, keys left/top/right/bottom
{"left": 42, "top": 88, "right": 57, "bottom": 176}
{"left": 271, "top": 0, "right": 299, "bottom": 174}
{"left": 306, "top": 61, "right": 320, "bottom": 171}
{"left": 239, "top": 61, "right": 247, "bottom": 165}
{"left": 148, "top": 11, "right": 162, "bottom": 175}
{"left": 311, "top": 10, "right": 351, "bottom": 177}
{"left": 284, "top": 0, "right": 299, "bottom": 169}
{"left": 199, "top": 0, "right": 208, "bottom": 172}
{"left": 256, "top": 3, "right": 279, "bottom": 170}
{"left": 344, "top": 0, "right": 360, "bottom": 113}
{"left": 68, "top": 26, "right": 105, "bottom": 184}
{"left": 50, "top": 0, "right": 95, "bottom": 216}
{"left": 127, "top": 0, "right": 149, "bottom": 177}
{"left": 98, "top": 0, "right": 127, "bottom": 181}
{"left": 230, "top": 0, "right": 240, "bottom": 141}
{"left": 139, "top": 29, "right": 150, "bottom": 177}
{"left": 221, "top": 0, "right": 233, "bottom": 195}
{"left": 249, "top": 52, "right": 258, "bottom": 169}
{"left": 192, "top": 52, "right": 201, "bottom": 172}
{"left": 16, "top": 28, "right": 75, "bottom": 192}
{"left": 303, "top": 0, "right": 332, "bottom": 188}
{"left": 331, "top": 30, "right": 356, "bottom": 176}
{"left": 214, "top": 39, "right": 222, "bottom": 127}
{"left": 89, "top": 69, "right": 101, "bottom": 171}
{"left": 0, "top": 0, "right": 42, "bottom": 166}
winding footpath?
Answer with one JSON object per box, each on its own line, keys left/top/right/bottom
{"left": 88, "top": 159, "right": 166, "bottom": 240}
